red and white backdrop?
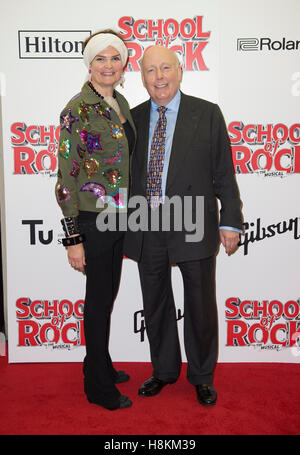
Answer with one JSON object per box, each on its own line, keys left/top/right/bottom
{"left": 1, "top": 0, "right": 299, "bottom": 363}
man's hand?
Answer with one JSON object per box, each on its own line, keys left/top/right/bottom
{"left": 220, "top": 229, "right": 240, "bottom": 256}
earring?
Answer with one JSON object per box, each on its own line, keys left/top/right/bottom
{"left": 119, "top": 73, "right": 125, "bottom": 88}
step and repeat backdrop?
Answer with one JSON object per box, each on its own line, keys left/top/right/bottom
{"left": 1, "top": 0, "right": 299, "bottom": 363}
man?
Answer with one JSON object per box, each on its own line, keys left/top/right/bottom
{"left": 124, "top": 46, "right": 243, "bottom": 406}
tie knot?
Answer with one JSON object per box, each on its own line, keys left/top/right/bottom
{"left": 157, "top": 106, "right": 167, "bottom": 116}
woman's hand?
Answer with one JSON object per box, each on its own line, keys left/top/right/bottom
{"left": 67, "top": 242, "right": 86, "bottom": 273}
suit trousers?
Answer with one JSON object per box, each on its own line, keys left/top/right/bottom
{"left": 79, "top": 211, "right": 124, "bottom": 408}
{"left": 138, "top": 230, "right": 218, "bottom": 385}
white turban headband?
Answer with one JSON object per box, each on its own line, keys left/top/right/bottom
{"left": 83, "top": 33, "right": 128, "bottom": 69}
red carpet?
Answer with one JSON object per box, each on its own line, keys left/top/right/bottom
{"left": 0, "top": 346, "right": 299, "bottom": 436}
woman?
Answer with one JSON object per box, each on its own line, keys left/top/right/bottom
{"left": 55, "top": 30, "right": 136, "bottom": 410}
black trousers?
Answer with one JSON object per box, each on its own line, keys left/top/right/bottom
{"left": 138, "top": 230, "right": 218, "bottom": 385}
{"left": 79, "top": 212, "right": 124, "bottom": 408}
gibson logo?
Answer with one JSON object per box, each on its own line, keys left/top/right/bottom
{"left": 18, "top": 30, "right": 91, "bottom": 59}
{"left": 240, "top": 216, "right": 300, "bottom": 255}
{"left": 134, "top": 308, "right": 184, "bottom": 342}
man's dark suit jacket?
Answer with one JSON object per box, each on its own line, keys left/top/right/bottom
{"left": 124, "top": 91, "right": 243, "bottom": 264}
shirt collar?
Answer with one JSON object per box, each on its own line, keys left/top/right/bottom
{"left": 150, "top": 90, "right": 181, "bottom": 113}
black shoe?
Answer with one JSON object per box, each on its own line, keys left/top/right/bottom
{"left": 196, "top": 384, "right": 217, "bottom": 406}
{"left": 138, "top": 376, "right": 175, "bottom": 397}
{"left": 87, "top": 394, "right": 132, "bottom": 410}
{"left": 115, "top": 370, "right": 130, "bottom": 384}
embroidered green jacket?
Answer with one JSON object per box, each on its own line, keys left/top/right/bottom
{"left": 55, "top": 81, "right": 136, "bottom": 218}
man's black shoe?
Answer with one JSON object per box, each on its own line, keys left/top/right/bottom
{"left": 196, "top": 384, "right": 217, "bottom": 406}
{"left": 138, "top": 376, "right": 175, "bottom": 397}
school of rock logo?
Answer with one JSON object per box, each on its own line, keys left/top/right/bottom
{"left": 118, "top": 16, "right": 211, "bottom": 71}
{"left": 16, "top": 297, "right": 85, "bottom": 349}
{"left": 228, "top": 121, "right": 300, "bottom": 176}
{"left": 11, "top": 122, "right": 60, "bottom": 176}
{"left": 226, "top": 297, "right": 300, "bottom": 351}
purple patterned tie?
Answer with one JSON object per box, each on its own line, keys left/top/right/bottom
{"left": 146, "top": 106, "right": 167, "bottom": 209}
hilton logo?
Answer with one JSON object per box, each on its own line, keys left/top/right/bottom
{"left": 18, "top": 30, "right": 91, "bottom": 59}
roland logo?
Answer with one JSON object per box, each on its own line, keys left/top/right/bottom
{"left": 18, "top": 30, "right": 91, "bottom": 59}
